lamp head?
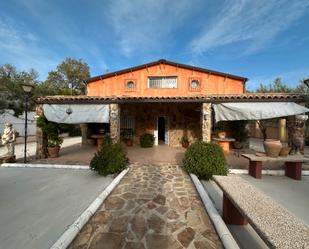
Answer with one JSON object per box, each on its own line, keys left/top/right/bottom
{"left": 21, "top": 83, "right": 34, "bottom": 93}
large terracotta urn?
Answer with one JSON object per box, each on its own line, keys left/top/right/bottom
{"left": 263, "top": 139, "right": 282, "bottom": 157}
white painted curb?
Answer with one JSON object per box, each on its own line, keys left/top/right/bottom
{"left": 50, "top": 168, "right": 130, "bottom": 249}
{"left": 1, "top": 163, "right": 89, "bottom": 170}
{"left": 190, "top": 173, "right": 240, "bottom": 249}
{"left": 230, "top": 169, "right": 309, "bottom": 176}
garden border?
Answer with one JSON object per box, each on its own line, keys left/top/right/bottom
{"left": 1, "top": 163, "right": 89, "bottom": 170}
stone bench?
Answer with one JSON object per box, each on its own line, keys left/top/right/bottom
{"left": 241, "top": 153, "right": 309, "bottom": 180}
{"left": 213, "top": 175, "right": 309, "bottom": 249}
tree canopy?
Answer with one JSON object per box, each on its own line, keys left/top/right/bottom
{"left": 42, "top": 58, "right": 90, "bottom": 95}
{"left": 0, "top": 58, "right": 91, "bottom": 115}
{"left": 256, "top": 77, "right": 308, "bottom": 94}
{"left": 0, "top": 64, "right": 39, "bottom": 116}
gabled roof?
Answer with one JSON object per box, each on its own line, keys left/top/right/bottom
{"left": 85, "top": 59, "right": 248, "bottom": 83}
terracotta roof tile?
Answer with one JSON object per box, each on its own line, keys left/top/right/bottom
{"left": 36, "top": 93, "right": 306, "bottom": 104}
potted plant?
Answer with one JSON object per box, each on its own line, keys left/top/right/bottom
{"left": 180, "top": 136, "right": 190, "bottom": 148}
{"left": 37, "top": 117, "right": 63, "bottom": 158}
{"left": 216, "top": 121, "right": 229, "bottom": 138}
{"left": 230, "top": 121, "right": 249, "bottom": 149}
{"left": 121, "top": 128, "right": 134, "bottom": 147}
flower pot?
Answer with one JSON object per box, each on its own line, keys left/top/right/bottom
{"left": 125, "top": 139, "right": 133, "bottom": 147}
{"left": 263, "top": 139, "right": 282, "bottom": 157}
{"left": 233, "top": 141, "right": 243, "bottom": 149}
{"left": 182, "top": 142, "right": 189, "bottom": 148}
{"left": 47, "top": 146, "right": 60, "bottom": 158}
{"left": 279, "top": 147, "right": 291, "bottom": 157}
{"left": 218, "top": 131, "right": 226, "bottom": 139}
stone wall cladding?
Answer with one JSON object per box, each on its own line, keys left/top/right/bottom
{"left": 121, "top": 103, "right": 201, "bottom": 147}
{"left": 110, "top": 104, "right": 120, "bottom": 143}
{"left": 201, "top": 103, "right": 212, "bottom": 142}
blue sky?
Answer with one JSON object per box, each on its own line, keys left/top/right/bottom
{"left": 0, "top": 0, "right": 309, "bottom": 90}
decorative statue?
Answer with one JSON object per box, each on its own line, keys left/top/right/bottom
{"left": 288, "top": 115, "right": 308, "bottom": 155}
{"left": 1, "top": 123, "right": 16, "bottom": 156}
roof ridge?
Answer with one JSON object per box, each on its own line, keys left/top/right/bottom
{"left": 85, "top": 59, "right": 248, "bottom": 83}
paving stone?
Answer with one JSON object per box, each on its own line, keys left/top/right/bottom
{"left": 148, "top": 213, "right": 166, "bottom": 233}
{"left": 109, "top": 216, "right": 129, "bottom": 232}
{"left": 167, "top": 209, "right": 180, "bottom": 220}
{"left": 155, "top": 205, "right": 168, "bottom": 215}
{"left": 167, "top": 221, "right": 186, "bottom": 233}
{"left": 92, "top": 211, "right": 111, "bottom": 225}
{"left": 194, "top": 238, "right": 219, "bottom": 249}
{"left": 90, "top": 232, "right": 125, "bottom": 249}
{"left": 186, "top": 210, "right": 201, "bottom": 227}
{"left": 147, "top": 202, "right": 157, "bottom": 209}
{"left": 124, "top": 242, "right": 146, "bottom": 249}
{"left": 152, "top": 194, "right": 166, "bottom": 205}
{"left": 131, "top": 215, "right": 147, "bottom": 239}
{"left": 177, "top": 227, "right": 196, "bottom": 248}
{"left": 122, "top": 192, "right": 137, "bottom": 200}
{"left": 146, "top": 234, "right": 182, "bottom": 249}
{"left": 105, "top": 196, "right": 125, "bottom": 210}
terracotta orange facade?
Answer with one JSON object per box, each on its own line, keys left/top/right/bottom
{"left": 87, "top": 60, "right": 246, "bottom": 97}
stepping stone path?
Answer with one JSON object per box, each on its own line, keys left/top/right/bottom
{"left": 69, "top": 163, "right": 223, "bottom": 249}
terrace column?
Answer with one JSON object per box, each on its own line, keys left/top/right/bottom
{"left": 36, "top": 104, "right": 48, "bottom": 159}
{"left": 110, "top": 103, "right": 120, "bottom": 143}
{"left": 278, "top": 118, "right": 287, "bottom": 142}
{"left": 80, "top": 124, "right": 88, "bottom": 145}
{"left": 201, "top": 103, "right": 212, "bottom": 142}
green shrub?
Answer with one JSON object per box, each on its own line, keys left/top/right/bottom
{"left": 90, "top": 135, "right": 128, "bottom": 176}
{"left": 183, "top": 141, "right": 228, "bottom": 180}
{"left": 140, "top": 133, "right": 154, "bottom": 148}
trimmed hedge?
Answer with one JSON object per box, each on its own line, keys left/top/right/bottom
{"left": 183, "top": 141, "right": 228, "bottom": 180}
{"left": 140, "top": 133, "right": 154, "bottom": 148}
{"left": 90, "top": 136, "right": 128, "bottom": 176}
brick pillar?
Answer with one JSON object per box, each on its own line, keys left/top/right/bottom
{"left": 110, "top": 103, "right": 120, "bottom": 143}
{"left": 201, "top": 103, "right": 212, "bottom": 142}
{"left": 36, "top": 104, "right": 47, "bottom": 159}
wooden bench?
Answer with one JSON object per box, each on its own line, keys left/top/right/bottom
{"left": 242, "top": 153, "right": 309, "bottom": 180}
{"left": 213, "top": 175, "right": 309, "bottom": 249}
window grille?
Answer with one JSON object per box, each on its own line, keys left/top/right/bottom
{"left": 120, "top": 116, "right": 135, "bottom": 130}
{"left": 148, "top": 76, "right": 177, "bottom": 88}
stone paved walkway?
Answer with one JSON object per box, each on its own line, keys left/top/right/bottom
{"left": 68, "top": 163, "right": 223, "bottom": 249}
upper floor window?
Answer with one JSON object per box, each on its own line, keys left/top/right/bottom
{"left": 189, "top": 77, "right": 201, "bottom": 91}
{"left": 127, "top": 81, "right": 135, "bottom": 89}
{"left": 191, "top": 80, "right": 199, "bottom": 89}
{"left": 148, "top": 76, "right": 177, "bottom": 89}
{"left": 124, "top": 79, "right": 136, "bottom": 91}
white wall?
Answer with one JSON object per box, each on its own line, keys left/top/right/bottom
{"left": 0, "top": 110, "right": 36, "bottom": 137}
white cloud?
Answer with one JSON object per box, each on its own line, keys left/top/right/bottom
{"left": 190, "top": 0, "right": 309, "bottom": 55}
{"left": 109, "top": 0, "right": 198, "bottom": 57}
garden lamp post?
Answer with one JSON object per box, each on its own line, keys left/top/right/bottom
{"left": 21, "top": 83, "right": 34, "bottom": 163}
